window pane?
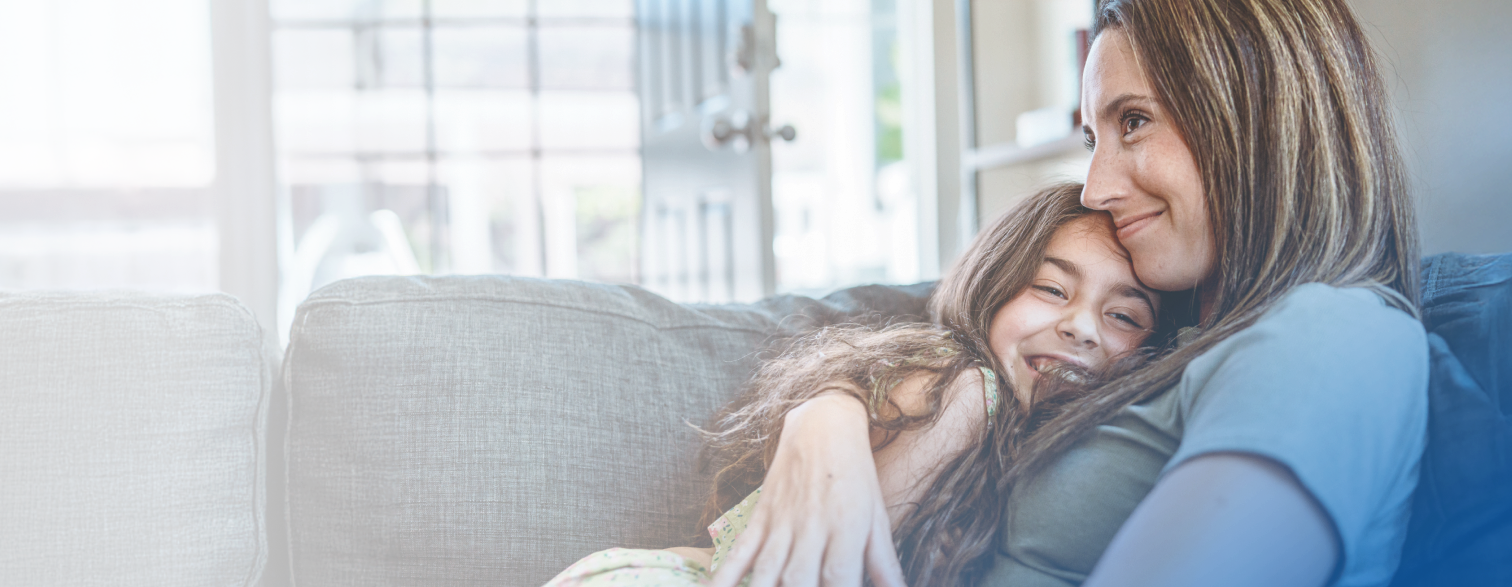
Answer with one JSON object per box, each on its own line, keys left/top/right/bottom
{"left": 0, "top": 0, "right": 216, "bottom": 293}
{"left": 539, "top": 155, "right": 640, "bottom": 284}
{"left": 433, "top": 90, "right": 533, "bottom": 153}
{"left": 432, "top": 25, "right": 529, "bottom": 89}
{"left": 353, "top": 90, "right": 430, "bottom": 152}
{"left": 770, "top": 0, "right": 920, "bottom": 294}
{"left": 436, "top": 156, "right": 535, "bottom": 274}
{"left": 275, "top": 90, "right": 432, "bottom": 155}
{"left": 271, "top": 0, "right": 422, "bottom": 22}
{"left": 273, "top": 29, "right": 355, "bottom": 90}
{"left": 0, "top": 0, "right": 214, "bottom": 189}
{"left": 373, "top": 27, "right": 426, "bottom": 88}
{"left": 538, "top": 24, "right": 635, "bottom": 91}
{"left": 537, "top": 91, "right": 640, "bottom": 150}
{"left": 538, "top": 0, "right": 634, "bottom": 19}
{"left": 0, "top": 218, "right": 217, "bottom": 292}
{"left": 274, "top": 91, "right": 357, "bottom": 155}
{"left": 432, "top": 0, "right": 528, "bottom": 19}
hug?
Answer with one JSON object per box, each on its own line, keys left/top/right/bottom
{"left": 2, "top": 0, "right": 1508, "bottom": 586}
{"left": 541, "top": 0, "right": 1507, "bottom": 585}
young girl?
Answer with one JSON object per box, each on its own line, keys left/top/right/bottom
{"left": 543, "top": 182, "right": 1176, "bottom": 586}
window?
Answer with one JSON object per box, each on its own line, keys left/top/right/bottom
{"left": 769, "top": 0, "right": 921, "bottom": 296}
{"left": 269, "top": 0, "right": 642, "bottom": 316}
{"left": 0, "top": 0, "right": 217, "bottom": 292}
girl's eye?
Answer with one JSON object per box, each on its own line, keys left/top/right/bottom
{"left": 1121, "top": 113, "right": 1148, "bottom": 136}
{"left": 1033, "top": 285, "right": 1067, "bottom": 299}
{"left": 1107, "top": 311, "right": 1149, "bottom": 331}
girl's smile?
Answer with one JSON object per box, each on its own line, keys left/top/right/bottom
{"left": 988, "top": 214, "right": 1160, "bottom": 404}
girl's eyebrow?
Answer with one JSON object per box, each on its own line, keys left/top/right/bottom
{"left": 1116, "top": 284, "right": 1157, "bottom": 315}
{"left": 1044, "top": 256, "right": 1081, "bottom": 279}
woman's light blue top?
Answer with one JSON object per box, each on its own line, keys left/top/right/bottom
{"left": 984, "top": 283, "right": 1430, "bottom": 587}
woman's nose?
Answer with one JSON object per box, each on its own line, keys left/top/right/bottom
{"left": 1080, "top": 147, "right": 1123, "bottom": 211}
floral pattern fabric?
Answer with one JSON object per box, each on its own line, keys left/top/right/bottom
{"left": 543, "top": 366, "right": 1000, "bottom": 586}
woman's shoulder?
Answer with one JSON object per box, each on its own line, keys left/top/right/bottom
{"left": 1176, "top": 282, "right": 1430, "bottom": 422}
{"left": 1236, "top": 282, "right": 1427, "bottom": 357}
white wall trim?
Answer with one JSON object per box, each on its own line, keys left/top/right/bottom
{"left": 210, "top": 0, "right": 279, "bottom": 346}
{"left": 900, "top": 0, "right": 965, "bottom": 280}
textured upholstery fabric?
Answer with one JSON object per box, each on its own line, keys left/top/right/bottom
{"left": 1391, "top": 252, "right": 1512, "bottom": 587}
{"left": 0, "top": 291, "right": 269, "bottom": 587}
{"left": 282, "top": 276, "right": 931, "bottom": 587}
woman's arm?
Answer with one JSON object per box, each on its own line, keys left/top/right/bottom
{"left": 1082, "top": 452, "right": 1340, "bottom": 587}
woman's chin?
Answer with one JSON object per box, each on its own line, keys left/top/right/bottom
{"left": 1134, "top": 256, "right": 1205, "bottom": 293}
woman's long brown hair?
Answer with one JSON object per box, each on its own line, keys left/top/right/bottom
{"left": 1003, "top": 0, "right": 1421, "bottom": 510}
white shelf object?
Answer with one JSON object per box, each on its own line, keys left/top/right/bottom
{"left": 964, "top": 134, "right": 1086, "bottom": 171}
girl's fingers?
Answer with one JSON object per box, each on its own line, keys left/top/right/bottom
{"left": 863, "top": 503, "right": 907, "bottom": 587}
{"left": 818, "top": 525, "right": 866, "bottom": 587}
{"left": 708, "top": 517, "right": 768, "bottom": 587}
{"left": 776, "top": 524, "right": 826, "bottom": 587}
{"left": 745, "top": 528, "right": 794, "bottom": 587}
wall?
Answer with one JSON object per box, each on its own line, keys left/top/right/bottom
{"left": 1351, "top": 0, "right": 1512, "bottom": 255}
{"left": 969, "top": 0, "right": 1512, "bottom": 256}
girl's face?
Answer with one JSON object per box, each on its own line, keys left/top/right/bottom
{"left": 988, "top": 215, "right": 1159, "bottom": 400}
{"left": 1079, "top": 28, "right": 1217, "bottom": 295}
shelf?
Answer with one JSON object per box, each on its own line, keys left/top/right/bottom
{"left": 964, "top": 134, "right": 1086, "bottom": 171}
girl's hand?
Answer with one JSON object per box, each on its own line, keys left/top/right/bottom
{"left": 708, "top": 393, "right": 907, "bottom": 587}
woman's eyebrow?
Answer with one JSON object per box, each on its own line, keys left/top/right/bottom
{"left": 1097, "top": 92, "right": 1156, "bottom": 123}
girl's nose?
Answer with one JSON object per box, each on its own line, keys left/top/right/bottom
{"left": 1058, "top": 307, "right": 1100, "bottom": 350}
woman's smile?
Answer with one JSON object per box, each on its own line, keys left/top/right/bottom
{"left": 1113, "top": 210, "right": 1162, "bottom": 241}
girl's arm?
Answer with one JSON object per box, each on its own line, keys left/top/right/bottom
{"left": 709, "top": 368, "right": 988, "bottom": 587}
{"left": 1082, "top": 452, "right": 1339, "bottom": 587}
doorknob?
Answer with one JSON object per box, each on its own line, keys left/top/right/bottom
{"left": 767, "top": 124, "right": 796, "bottom": 142}
{"left": 701, "top": 110, "right": 797, "bottom": 153}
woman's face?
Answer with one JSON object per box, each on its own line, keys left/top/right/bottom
{"left": 1079, "top": 28, "right": 1217, "bottom": 294}
{"left": 988, "top": 215, "right": 1159, "bottom": 401}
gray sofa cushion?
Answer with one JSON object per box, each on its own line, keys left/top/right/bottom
{"left": 282, "top": 276, "right": 931, "bottom": 586}
{"left": 0, "top": 291, "right": 269, "bottom": 587}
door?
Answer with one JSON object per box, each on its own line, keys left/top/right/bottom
{"left": 637, "top": 0, "right": 781, "bottom": 303}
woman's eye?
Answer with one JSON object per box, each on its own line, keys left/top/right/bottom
{"left": 1033, "top": 285, "right": 1066, "bottom": 299}
{"left": 1121, "top": 113, "right": 1147, "bottom": 136}
{"left": 1083, "top": 132, "right": 1096, "bottom": 152}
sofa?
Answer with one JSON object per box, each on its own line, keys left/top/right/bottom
{"left": 1, "top": 254, "right": 1506, "bottom": 586}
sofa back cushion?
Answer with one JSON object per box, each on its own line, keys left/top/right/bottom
{"left": 1390, "top": 252, "right": 1512, "bottom": 587}
{"left": 281, "top": 276, "right": 930, "bottom": 587}
{"left": 0, "top": 291, "right": 269, "bottom": 587}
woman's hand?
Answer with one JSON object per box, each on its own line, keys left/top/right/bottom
{"left": 708, "top": 392, "right": 908, "bottom": 587}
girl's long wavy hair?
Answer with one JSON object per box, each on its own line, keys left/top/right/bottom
{"left": 697, "top": 183, "right": 1187, "bottom": 585}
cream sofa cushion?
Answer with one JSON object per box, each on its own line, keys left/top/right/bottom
{"left": 0, "top": 291, "right": 269, "bottom": 587}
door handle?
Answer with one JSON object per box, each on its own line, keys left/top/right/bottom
{"left": 702, "top": 110, "right": 797, "bottom": 152}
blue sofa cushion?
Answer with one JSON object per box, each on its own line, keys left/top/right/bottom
{"left": 1390, "top": 253, "right": 1512, "bottom": 587}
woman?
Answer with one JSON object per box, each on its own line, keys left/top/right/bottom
{"left": 545, "top": 184, "right": 1172, "bottom": 586}
{"left": 709, "top": 0, "right": 1428, "bottom": 586}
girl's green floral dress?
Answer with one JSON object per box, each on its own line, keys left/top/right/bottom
{"left": 541, "top": 487, "right": 761, "bottom": 586}
{"left": 542, "top": 366, "right": 999, "bottom": 587}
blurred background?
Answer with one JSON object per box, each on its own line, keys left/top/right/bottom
{"left": 1, "top": 0, "right": 1508, "bottom": 344}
